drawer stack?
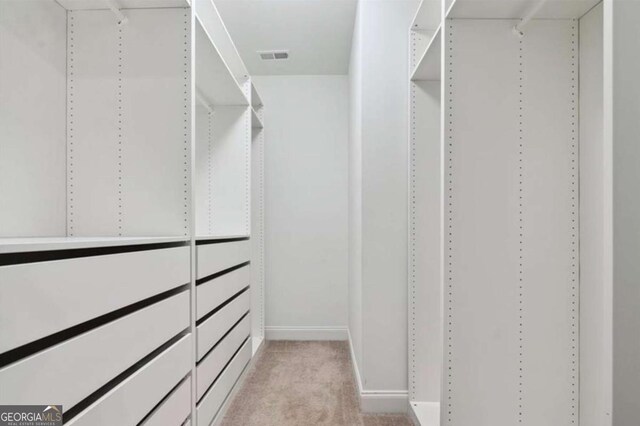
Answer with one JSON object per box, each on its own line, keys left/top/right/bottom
{"left": 0, "top": 241, "right": 192, "bottom": 426}
{"left": 195, "top": 237, "right": 252, "bottom": 426}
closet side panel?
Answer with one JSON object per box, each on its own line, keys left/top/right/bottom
{"left": 0, "top": 0, "right": 67, "bottom": 237}
{"left": 70, "top": 9, "right": 190, "bottom": 236}
{"left": 120, "top": 8, "right": 191, "bottom": 236}
{"left": 521, "top": 20, "right": 578, "bottom": 425}
{"left": 251, "top": 125, "right": 265, "bottom": 346}
{"left": 195, "top": 106, "right": 213, "bottom": 235}
{"left": 410, "top": 80, "right": 441, "bottom": 403}
{"left": 579, "top": 4, "right": 607, "bottom": 426}
{"left": 211, "top": 106, "right": 251, "bottom": 236}
{"left": 444, "top": 20, "right": 521, "bottom": 426}
{"left": 67, "top": 10, "right": 120, "bottom": 236}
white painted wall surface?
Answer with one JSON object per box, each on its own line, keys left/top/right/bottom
{"left": 348, "top": 0, "right": 419, "bottom": 402}
{"left": 253, "top": 76, "right": 349, "bottom": 337}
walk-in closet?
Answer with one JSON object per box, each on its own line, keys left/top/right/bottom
{"left": 1, "top": 0, "right": 638, "bottom": 425}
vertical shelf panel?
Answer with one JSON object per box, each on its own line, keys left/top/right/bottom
{"left": 121, "top": 8, "right": 191, "bottom": 237}
{"left": 444, "top": 18, "right": 580, "bottom": 426}
{"left": 0, "top": 0, "right": 67, "bottom": 237}
{"left": 409, "top": 80, "right": 442, "bottom": 404}
{"left": 251, "top": 105, "right": 265, "bottom": 350}
{"left": 69, "top": 9, "right": 190, "bottom": 237}
{"left": 195, "top": 105, "right": 214, "bottom": 235}
{"left": 444, "top": 19, "right": 521, "bottom": 426}
{"left": 521, "top": 19, "right": 578, "bottom": 424}
{"left": 209, "top": 107, "right": 251, "bottom": 236}
{"left": 67, "top": 10, "right": 121, "bottom": 236}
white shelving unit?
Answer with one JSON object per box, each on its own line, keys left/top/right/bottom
{"left": 0, "top": 1, "right": 265, "bottom": 425}
{"left": 409, "top": 0, "right": 610, "bottom": 425}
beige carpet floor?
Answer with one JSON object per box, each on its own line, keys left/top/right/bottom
{"left": 219, "top": 341, "right": 413, "bottom": 426}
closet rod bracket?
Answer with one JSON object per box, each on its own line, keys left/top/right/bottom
{"left": 105, "top": 0, "right": 128, "bottom": 25}
{"left": 513, "top": 0, "right": 549, "bottom": 37}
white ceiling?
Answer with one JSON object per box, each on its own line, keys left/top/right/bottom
{"left": 214, "top": 0, "right": 358, "bottom": 75}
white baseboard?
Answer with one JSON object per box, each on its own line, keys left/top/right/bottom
{"left": 265, "top": 326, "right": 348, "bottom": 341}
{"left": 347, "top": 329, "right": 409, "bottom": 414}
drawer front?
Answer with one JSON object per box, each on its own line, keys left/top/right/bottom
{"left": 197, "top": 264, "right": 250, "bottom": 320}
{"left": 197, "top": 240, "right": 250, "bottom": 280}
{"left": 0, "top": 291, "right": 189, "bottom": 408}
{"left": 67, "top": 334, "right": 192, "bottom": 426}
{"left": 0, "top": 246, "right": 190, "bottom": 354}
{"left": 197, "top": 290, "right": 250, "bottom": 360}
{"left": 197, "top": 339, "right": 251, "bottom": 426}
{"left": 197, "top": 314, "right": 251, "bottom": 400}
{"left": 140, "top": 374, "right": 191, "bottom": 426}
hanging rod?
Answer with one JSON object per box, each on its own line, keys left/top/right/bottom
{"left": 196, "top": 90, "right": 214, "bottom": 114}
{"left": 513, "top": 0, "right": 549, "bottom": 37}
{"left": 105, "top": 0, "right": 128, "bottom": 25}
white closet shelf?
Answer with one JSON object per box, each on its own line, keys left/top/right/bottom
{"left": 446, "top": 0, "right": 601, "bottom": 19}
{"left": 411, "top": 0, "right": 441, "bottom": 31}
{"left": 195, "top": 0, "right": 250, "bottom": 94}
{"left": 410, "top": 401, "right": 440, "bottom": 426}
{"left": 56, "top": 0, "right": 190, "bottom": 10}
{"left": 411, "top": 25, "right": 441, "bottom": 82}
{"left": 0, "top": 236, "right": 189, "bottom": 254}
{"left": 195, "top": 18, "right": 249, "bottom": 107}
{"left": 251, "top": 84, "right": 264, "bottom": 109}
{"left": 252, "top": 108, "right": 264, "bottom": 129}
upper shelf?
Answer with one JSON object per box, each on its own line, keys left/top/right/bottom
{"left": 446, "top": 0, "right": 602, "bottom": 19}
{"left": 195, "top": 0, "right": 249, "bottom": 89}
{"left": 411, "top": 25, "right": 441, "bottom": 81}
{"left": 195, "top": 18, "right": 249, "bottom": 106}
{"left": 411, "top": 0, "right": 441, "bottom": 32}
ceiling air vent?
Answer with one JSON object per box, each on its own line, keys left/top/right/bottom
{"left": 258, "top": 50, "right": 289, "bottom": 61}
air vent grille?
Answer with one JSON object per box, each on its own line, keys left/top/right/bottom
{"left": 258, "top": 50, "right": 289, "bottom": 61}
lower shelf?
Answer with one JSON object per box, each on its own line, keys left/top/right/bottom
{"left": 410, "top": 401, "right": 440, "bottom": 426}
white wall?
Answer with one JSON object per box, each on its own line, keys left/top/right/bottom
{"left": 253, "top": 75, "right": 349, "bottom": 338}
{"left": 348, "top": 0, "right": 419, "bottom": 409}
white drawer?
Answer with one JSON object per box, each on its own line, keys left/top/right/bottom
{"left": 67, "top": 334, "right": 192, "bottom": 426}
{"left": 140, "top": 374, "right": 191, "bottom": 426}
{"left": 0, "top": 291, "right": 189, "bottom": 408}
{"left": 0, "top": 245, "right": 190, "bottom": 354}
{"left": 197, "top": 314, "right": 250, "bottom": 400}
{"left": 197, "top": 264, "right": 250, "bottom": 320}
{"left": 197, "top": 240, "right": 250, "bottom": 280}
{"left": 197, "top": 339, "right": 251, "bottom": 426}
{"left": 197, "top": 290, "right": 250, "bottom": 360}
